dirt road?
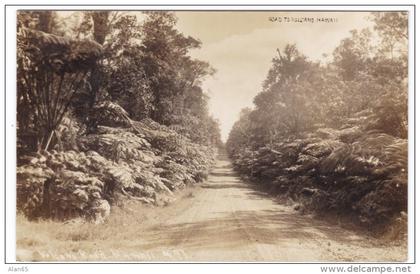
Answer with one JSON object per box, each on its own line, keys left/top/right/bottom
{"left": 116, "top": 153, "right": 407, "bottom": 262}
{"left": 16, "top": 153, "right": 407, "bottom": 262}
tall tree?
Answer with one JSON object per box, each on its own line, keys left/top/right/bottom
{"left": 371, "top": 12, "right": 408, "bottom": 59}
{"left": 87, "top": 11, "right": 110, "bottom": 109}
{"left": 333, "top": 28, "right": 373, "bottom": 81}
{"left": 17, "top": 26, "right": 102, "bottom": 152}
{"left": 139, "top": 12, "right": 213, "bottom": 125}
{"left": 250, "top": 44, "right": 317, "bottom": 145}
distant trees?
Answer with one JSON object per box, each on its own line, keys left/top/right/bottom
{"left": 226, "top": 108, "right": 252, "bottom": 154}
{"left": 333, "top": 29, "right": 373, "bottom": 81}
{"left": 242, "top": 44, "right": 326, "bottom": 147}
{"left": 372, "top": 12, "right": 408, "bottom": 59}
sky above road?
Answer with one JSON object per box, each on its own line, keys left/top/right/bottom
{"left": 175, "top": 11, "right": 373, "bottom": 141}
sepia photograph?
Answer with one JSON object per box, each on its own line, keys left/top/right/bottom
{"left": 8, "top": 5, "right": 412, "bottom": 265}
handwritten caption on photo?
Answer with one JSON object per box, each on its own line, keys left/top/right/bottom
{"left": 268, "top": 16, "right": 338, "bottom": 23}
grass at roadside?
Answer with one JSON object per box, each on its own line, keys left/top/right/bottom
{"left": 16, "top": 188, "right": 198, "bottom": 262}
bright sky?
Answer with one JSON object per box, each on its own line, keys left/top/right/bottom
{"left": 175, "top": 12, "right": 374, "bottom": 141}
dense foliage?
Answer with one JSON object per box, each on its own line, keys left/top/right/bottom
{"left": 17, "top": 11, "right": 221, "bottom": 222}
{"left": 17, "top": 110, "right": 216, "bottom": 222}
{"left": 226, "top": 12, "right": 408, "bottom": 227}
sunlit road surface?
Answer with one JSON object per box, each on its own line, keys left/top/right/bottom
{"left": 126, "top": 153, "right": 406, "bottom": 262}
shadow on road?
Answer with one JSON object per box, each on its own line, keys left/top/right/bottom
{"left": 138, "top": 208, "right": 367, "bottom": 251}
{"left": 135, "top": 154, "right": 371, "bottom": 252}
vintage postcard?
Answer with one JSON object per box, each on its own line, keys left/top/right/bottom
{"left": 4, "top": 3, "right": 414, "bottom": 271}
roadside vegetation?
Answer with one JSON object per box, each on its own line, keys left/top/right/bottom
{"left": 16, "top": 11, "right": 222, "bottom": 223}
{"left": 226, "top": 12, "right": 408, "bottom": 230}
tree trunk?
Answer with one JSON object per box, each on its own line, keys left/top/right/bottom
{"left": 91, "top": 11, "right": 110, "bottom": 45}
{"left": 35, "top": 11, "right": 53, "bottom": 33}
{"left": 88, "top": 11, "right": 110, "bottom": 109}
